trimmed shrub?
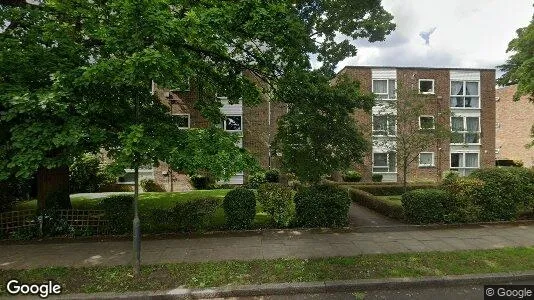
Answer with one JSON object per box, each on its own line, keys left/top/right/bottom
{"left": 470, "top": 167, "right": 534, "bottom": 221}
{"left": 247, "top": 172, "right": 267, "bottom": 189}
{"left": 257, "top": 183, "right": 294, "bottom": 227}
{"left": 441, "top": 177, "right": 484, "bottom": 223}
{"left": 402, "top": 189, "right": 449, "bottom": 224}
{"left": 172, "top": 198, "right": 220, "bottom": 231}
{"left": 294, "top": 185, "right": 351, "bottom": 228}
{"left": 265, "top": 169, "right": 280, "bottom": 183}
{"left": 99, "top": 195, "right": 133, "bottom": 234}
{"left": 140, "top": 179, "right": 165, "bottom": 192}
{"left": 223, "top": 188, "right": 256, "bottom": 229}
{"left": 372, "top": 174, "right": 383, "bottom": 182}
{"left": 342, "top": 171, "right": 362, "bottom": 182}
{"left": 348, "top": 188, "right": 404, "bottom": 220}
{"left": 190, "top": 175, "right": 211, "bottom": 190}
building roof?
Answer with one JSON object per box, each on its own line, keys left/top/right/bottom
{"left": 338, "top": 65, "right": 496, "bottom": 75}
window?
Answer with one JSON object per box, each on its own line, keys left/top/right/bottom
{"left": 372, "top": 115, "right": 396, "bottom": 136}
{"left": 419, "top": 152, "right": 435, "bottom": 167}
{"left": 419, "top": 116, "right": 435, "bottom": 130}
{"left": 173, "top": 114, "right": 190, "bottom": 129}
{"left": 419, "top": 79, "right": 435, "bottom": 94}
{"left": 224, "top": 115, "right": 242, "bottom": 131}
{"left": 450, "top": 81, "right": 480, "bottom": 108}
{"left": 372, "top": 79, "right": 396, "bottom": 100}
{"left": 450, "top": 116, "right": 480, "bottom": 144}
{"left": 373, "top": 152, "right": 397, "bottom": 173}
{"left": 450, "top": 152, "right": 479, "bottom": 176}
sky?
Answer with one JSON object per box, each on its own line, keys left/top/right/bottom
{"left": 334, "top": 0, "right": 533, "bottom": 76}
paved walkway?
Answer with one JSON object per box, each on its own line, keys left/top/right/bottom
{"left": 1, "top": 224, "right": 534, "bottom": 270}
{"left": 348, "top": 203, "right": 402, "bottom": 227}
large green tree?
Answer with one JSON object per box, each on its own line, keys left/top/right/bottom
{"left": 0, "top": 0, "right": 395, "bottom": 205}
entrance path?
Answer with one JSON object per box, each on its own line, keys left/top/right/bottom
{"left": 348, "top": 203, "right": 402, "bottom": 227}
{"left": 1, "top": 224, "right": 534, "bottom": 270}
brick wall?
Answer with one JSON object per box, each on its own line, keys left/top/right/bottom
{"left": 496, "top": 85, "right": 534, "bottom": 167}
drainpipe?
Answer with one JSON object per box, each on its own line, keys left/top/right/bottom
{"left": 268, "top": 96, "right": 272, "bottom": 169}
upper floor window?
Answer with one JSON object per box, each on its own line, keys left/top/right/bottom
{"left": 173, "top": 114, "right": 190, "bottom": 129}
{"left": 372, "top": 115, "right": 396, "bottom": 136}
{"left": 373, "top": 79, "right": 396, "bottom": 100}
{"left": 451, "top": 116, "right": 480, "bottom": 144}
{"left": 450, "top": 81, "right": 479, "bottom": 108}
{"left": 419, "top": 79, "right": 435, "bottom": 94}
{"left": 224, "top": 115, "right": 242, "bottom": 131}
{"left": 419, "top": 116, "right": 435, "bottom": 130}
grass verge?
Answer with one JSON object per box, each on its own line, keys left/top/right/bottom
{"left": 1, "top": 247, "right": 534, "bottom": 295}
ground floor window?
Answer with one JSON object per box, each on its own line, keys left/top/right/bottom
{"left": 373, "top": 152, "right": 397, "bottom": 173}
{"left": 450, "top": 152, "right": 479, "bottom": 176}
{"left": 419, "top": 152, "right": 435, "bottom": 167}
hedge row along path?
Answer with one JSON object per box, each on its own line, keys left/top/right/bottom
{"left": 1, "top": 224, "right": 534, "bottom": 270}
{"left": 348, "top": 203, "right": 402, "bottom": 227}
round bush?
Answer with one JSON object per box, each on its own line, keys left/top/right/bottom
{"left": 294, "top": 184, "right": 351, "bottom": 228}
{"left": 372, "top": 174, "right": 383, "bottom": 182}
{"left": 470, "top": 167, "right": 534, "bottom": 221}
{"left": 99, "top": 195, "right": 133, "bottom": 234}
{"left": 247, "top": 172, "right": 267, "bottom": 189}
{"left": 402, "top": 189, "right": 449, "bottom": 224}
{"left": 257, "top": 183, "right": 294, "bottom": 227}
{"left": 440, "top": 177, "right": 484, "bottom": 223}
{"left": 265, "top": 169, "right": 280, "bottom": 183}
{"left": 342, "top": 170, "right": 362, "bottom": 182}
{"left": 223, "top": 188, "right": 256, "bottom": 229}
{"left": 140, "top": 179, "right": 165, "bottom": 192}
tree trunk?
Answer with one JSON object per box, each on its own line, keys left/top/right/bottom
{"left": 37, "top": 166, "right": 70, "bottom": 209}
{"left": 403, "top": 160, "right": 408, "bottom": 193}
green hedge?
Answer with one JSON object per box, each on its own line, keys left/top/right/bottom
{"left": 223, "top": 188, "right": 256, "bottom": 229}
{"left": 257, "top": 183, "right": 294, "bottom": 227}
{"left": 402, "top": 189, "right": 449, "bottom": 224}
{"left": 99, "top": 195, "right": 133, "bottom": 234}
{"left": 342, "top": 171, "right": 362, "bottom": 182}
{"left": 440, "top": 177, "right": 484, "bottom": 223}
{"left": 294, "top": 185, "right": 351, "bottom": 228}
{"left": 347, "top": 188, "right": 404, "bottom": 220}
{"left": 350, "top": 184, "right": 438, "bottom": 196}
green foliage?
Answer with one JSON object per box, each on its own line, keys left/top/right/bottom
{"left": 247, "top": 172, "right": 267, "bottom": 189}
{"left": 470, "top": 167, "right": 534, "bottom": 221}
{"left": 190, "top": 175, "right": 212, "bottom": 190}
{"left": 402, "top": 189, "right": 449, "bottom": 224}
{"left": 0, "top": 177, "right": 32, "bottom": 213}
{"left": 171, "top": 198, "right": 220, "bottom": 232}
{"left": 348, "top": 188, "right": 404, "bottom": 220}
{"left": 140, "top": 179, "right": 165, "bottom": 192}
{"left": 371, "top": 174, "right": 383, "bottom": 182}
{"left": 70, "top": 153, "right": 114, "bottom": 193}
{"left": 440, "top": 177, "right": 484, "bottom": 223}
{"left": 223, "top": 188, "right": 256, "bottom": 229}
{"left": 498, "top": 15, "right": 534, "bottom": 102}
{"left": 274, "top": 71, "right": 374, "bottom": 183}
{"left": 342, "top": 171, "right": 362, "bottom": 182}
{"left": 99, "top": 195, "right": 133, "bottom": 234}
{"left": 44, "top": 188, "right": 72, "bottom": 210}
{"left": 257, "top": 183, "right": 294, "bottom": 227}
{"left": 294, "top": 184, "right": 351, "bottom": 228}
{"left": 265, "top": 169, "right": 280, "bottom": 183}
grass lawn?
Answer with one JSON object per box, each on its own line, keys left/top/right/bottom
{"left": 377, "top": 195, "right": 402, "bottom": 206}
{"left": 11, "top": 190, "right": 271, "bottom": 232}
{"left": 1, "top": 247, "right": 534, "bottom": 295}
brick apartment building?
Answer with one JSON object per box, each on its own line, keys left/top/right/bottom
{"left": 338, "top": 66, "right": 496, "bottom": 182}
{"left": 495, "top": 84, "right": 534, "bottom": 168}
{"left": 117, "top": 66, "right": 496, "bottom": 190}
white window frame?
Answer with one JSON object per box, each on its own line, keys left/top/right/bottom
{"left": 418, "top": 152, "right": 435, "bottom": 167}
{"left": 173, "top": 113, "right": 191, "bottom": 129}
{"left": 450, "top": 116, "right": 481, "bottom": 145}
{"left": 372, "top": 79, "right": 397, "bottom": 100}
{"left": 418, "top": 79, "right": 435, "bottom": 94}
{"left": 450, "top": 80, "right": 480, "bottom": 109}
{"left": 224, "top": 115, "right": 243, "bottom": 132}
{"left": 419, "top": 115, "right": 435, "bottom": 130}
{"left": 372, "top": 152, "right": 397, "bottom": 173}
{"left": 372, "top": 114, "right": 396, "bottom": 136}
{"left": 450, "top": 151, "right": 480, "bottom": 176}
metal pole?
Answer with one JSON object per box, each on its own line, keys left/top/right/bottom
{"left": 133, "top": 95, "right": 141, "bottom": 275}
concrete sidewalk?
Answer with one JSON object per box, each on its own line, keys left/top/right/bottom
{"left": 1, "top": 224, "right": 534, "bottom": 270}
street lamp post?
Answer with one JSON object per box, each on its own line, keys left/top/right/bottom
{"left": 133, "top": 94, "right": 141, "bottom": 275}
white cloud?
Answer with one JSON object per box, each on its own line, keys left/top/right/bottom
{"left": 336, "top": 0, "right": 533, "bottom": 72}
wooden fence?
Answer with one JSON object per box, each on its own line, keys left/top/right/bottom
{"left": 0, "top": 209, "right": 109, "bottom": 237}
